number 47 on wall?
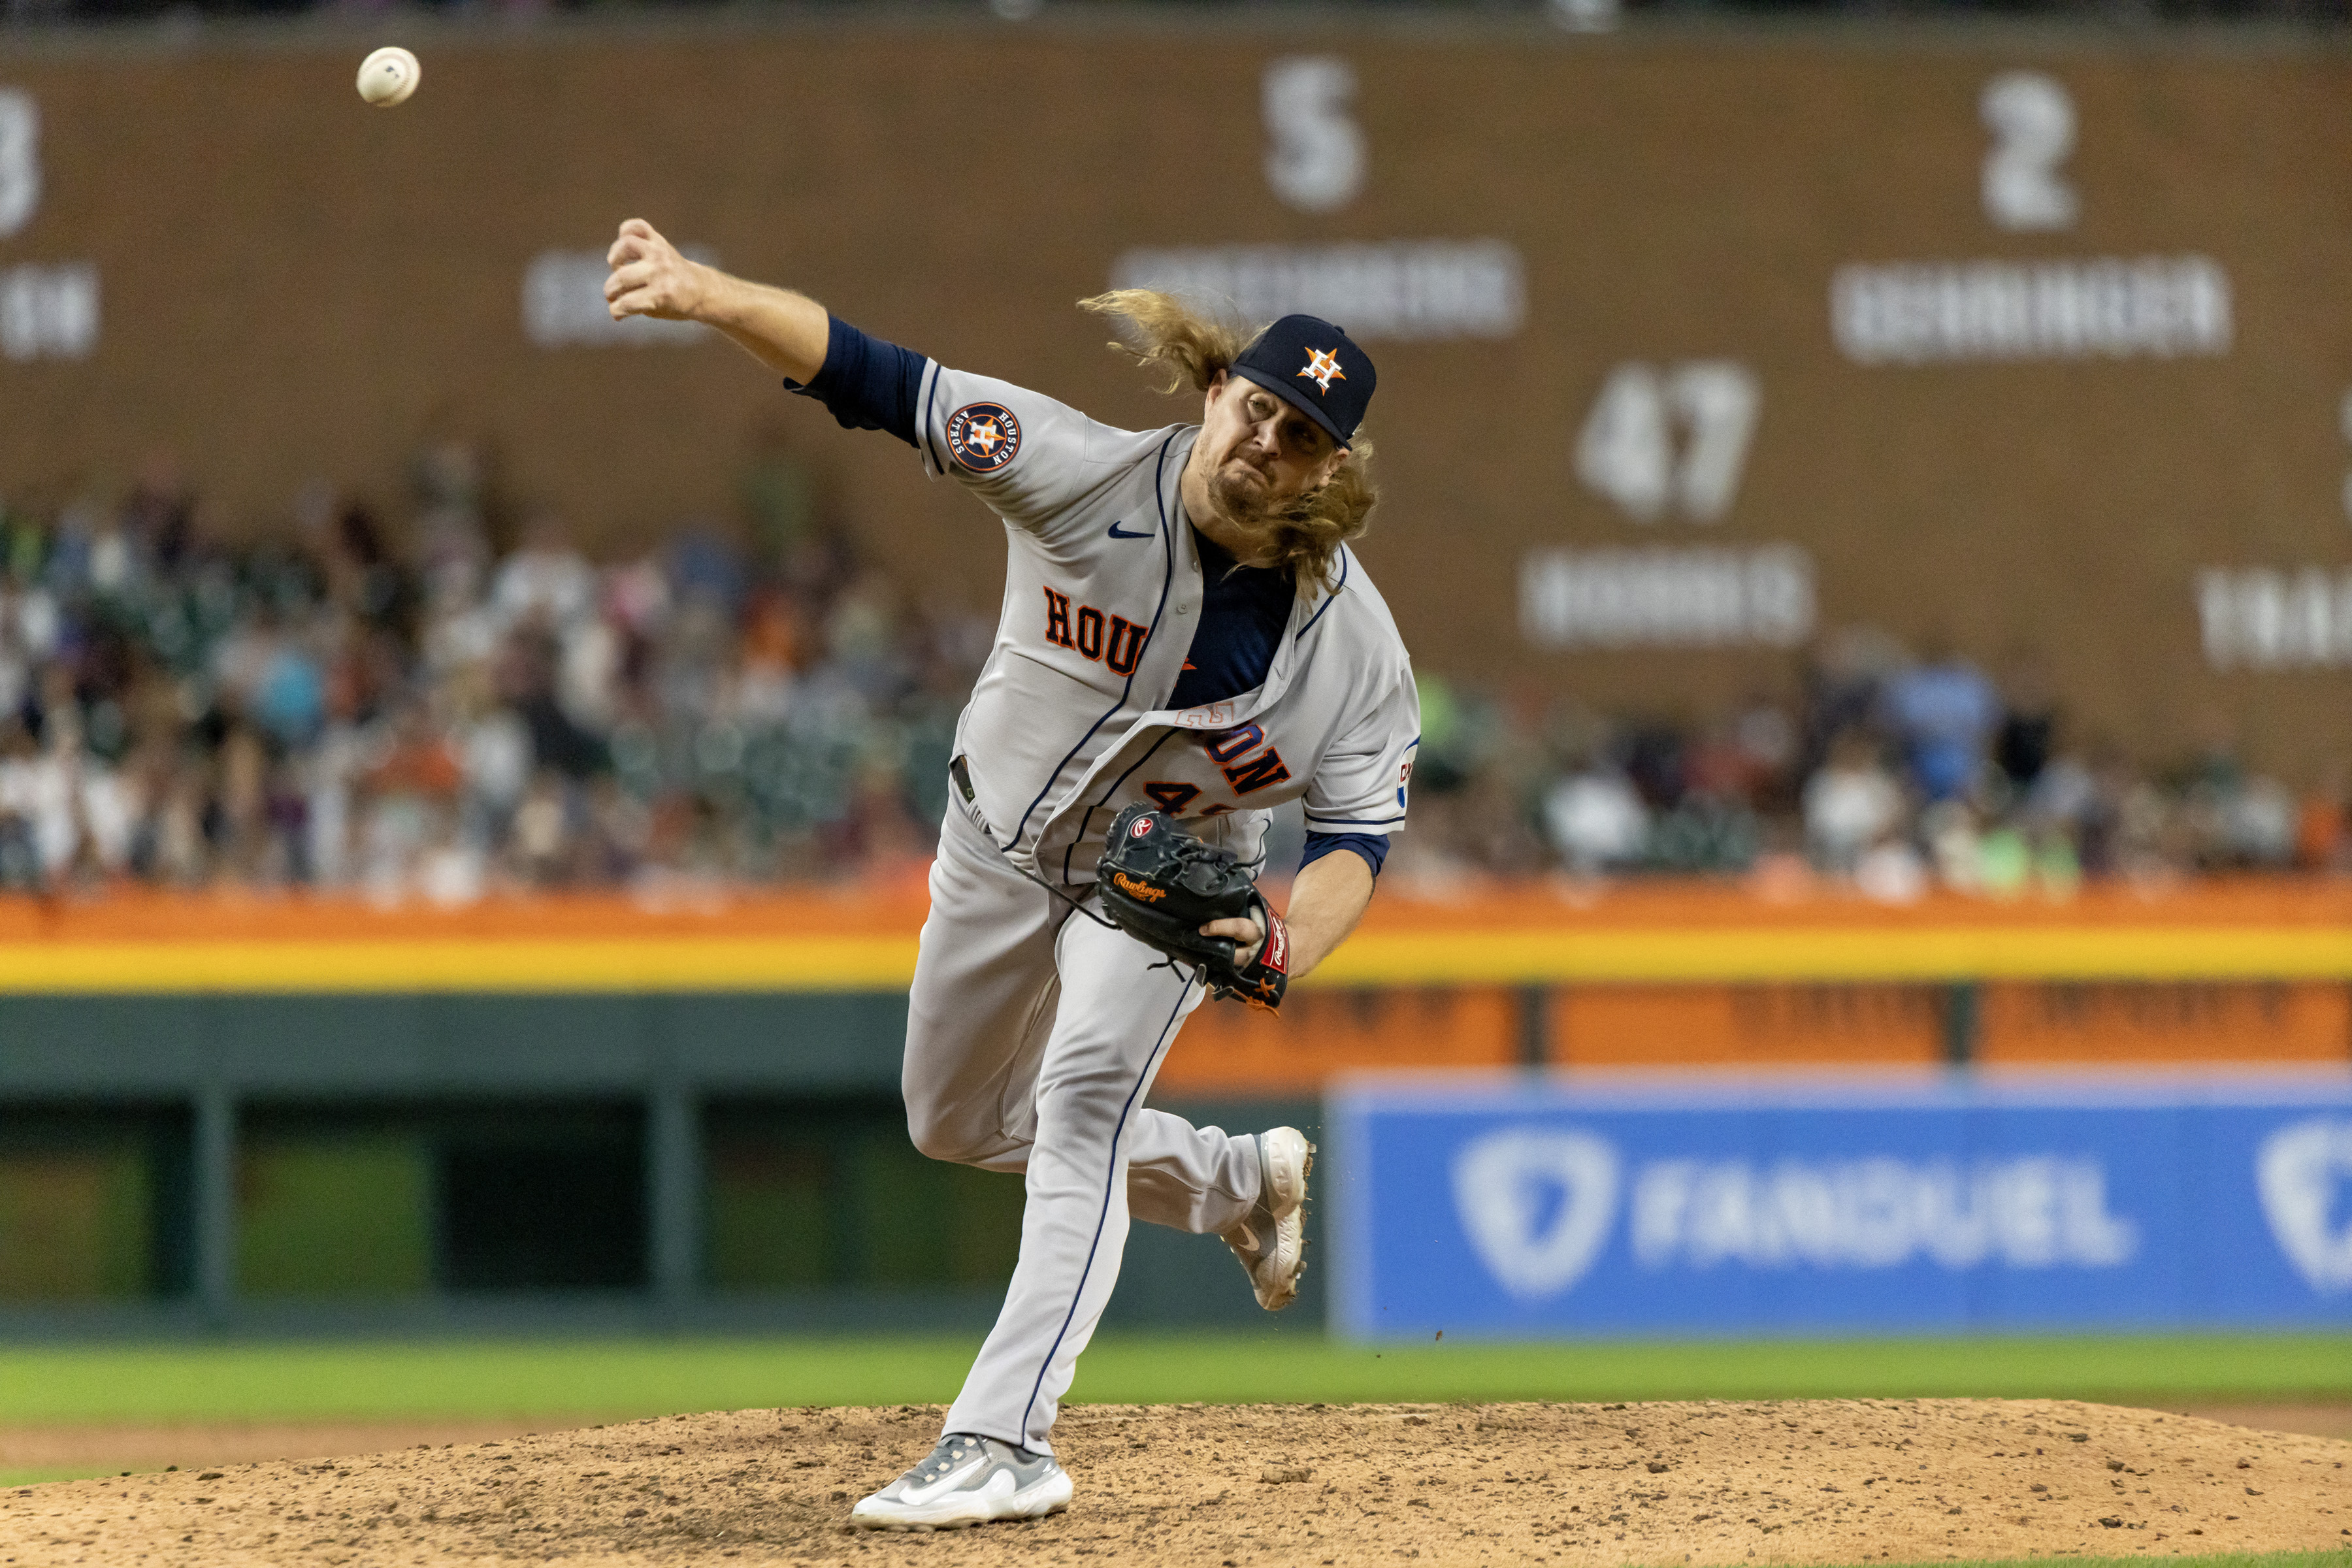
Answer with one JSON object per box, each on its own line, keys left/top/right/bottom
{"left": 1575, "top": 361, "right": 1760, "bottom": 523}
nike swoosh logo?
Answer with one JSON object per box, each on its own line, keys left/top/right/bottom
{"left": 900, "top": 1455, "right": 988, "bottom": 1504}
{"left": 1107, "top": 520, "right": 1154, "bottom": 540}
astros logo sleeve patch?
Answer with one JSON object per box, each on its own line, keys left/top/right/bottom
{"left": 946, "top": 402, "right": 1023, "bottom": 472}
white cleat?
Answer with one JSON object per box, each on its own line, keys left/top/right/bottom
{"left": 1223, "top": 1126, "right": 1314, "bottom": 1311}
{"left": 847, "top": 1432, "right": 1073, "bottom": 1531}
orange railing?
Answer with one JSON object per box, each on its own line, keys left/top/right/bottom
{"left": 0, "top": 879, "right": 2345, "bottom": 1093}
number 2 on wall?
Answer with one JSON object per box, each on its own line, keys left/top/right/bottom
{"left": 1981, "top": 71, "right": 2078, "bottom": 232}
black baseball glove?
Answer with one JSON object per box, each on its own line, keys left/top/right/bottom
{"left": 1095, "top": 803, "right": 1289, "bottom": 1011}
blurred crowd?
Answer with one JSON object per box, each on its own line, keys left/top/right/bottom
{"left": 1404, "top": 623, "right": 2341, "bottom": 901}
{"left": 0, "top": 455, "right": 2339, "bottom": 904}
{"left": 0, "top": 447, "right": 982, "bottom": 900}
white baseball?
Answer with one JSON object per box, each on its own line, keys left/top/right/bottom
{"left": 356, "top": 46, "right": 421, "bottom": 108}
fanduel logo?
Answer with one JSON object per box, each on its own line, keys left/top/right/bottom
{"left": 1450, "top": 1127, "right": 2140, "bottom": 1301}
{"left": 1452, "top": 1130, "right": 1620, "bottom": 1301}
{"left": 1631, "top": 1157, "right": 2136, "bottom": 1271}
{"left": 2258, "top": 1118, "right": 2352, "bottom": 1293}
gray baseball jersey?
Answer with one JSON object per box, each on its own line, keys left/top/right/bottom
{"left": 910, "top": 362, "right": 1422, "bottom": 885}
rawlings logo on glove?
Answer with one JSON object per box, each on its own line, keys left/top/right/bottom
{"left": 1109, "top": 871, "right": 1168, "bottom": 904}
{"left": 1095, "top": 804, "right": 1288, "bottom": 1011}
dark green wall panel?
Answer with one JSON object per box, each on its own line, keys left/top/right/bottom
{"left": 0, "top": 992, "right": 910, "bottom": 1098}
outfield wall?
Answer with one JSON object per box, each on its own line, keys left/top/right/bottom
{"left": 2, "top": 23, "right": 2351, "bottom": 772}
{"left": 0, "top": 883, "right": 2347, "bottom": 1328}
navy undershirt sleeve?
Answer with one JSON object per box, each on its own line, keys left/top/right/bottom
{"left": 782, "top": 315, "right": 926, "bottom": 448}
{"left": 1168, "top": 529, "right": 1292, "bottom": 710}
{"left": 1302, "top": 830, "right": 1388, "bottom": 879}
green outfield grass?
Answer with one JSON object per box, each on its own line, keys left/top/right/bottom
{"left": 3, "top": 1330, "right": 2346, "bottom": 1429}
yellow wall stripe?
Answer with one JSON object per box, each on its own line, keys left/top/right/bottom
{"left": 1316, "top": 927, "right": 2352, "bottom": 985}
{"left": 0, "top": 925, "right": 2342, "bottom": 992}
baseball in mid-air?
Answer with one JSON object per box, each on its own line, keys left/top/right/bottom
{"left": 356, "top": 46, "right": 421, "bottom": 108}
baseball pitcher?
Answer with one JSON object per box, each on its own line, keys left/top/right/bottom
{"left": 604, "top": 218, "right": 1417, "bottom": 1530}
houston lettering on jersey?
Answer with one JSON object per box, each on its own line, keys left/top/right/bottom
{"left": 1203, "top": 723, "right": 1292, "bottom": 794}
{"left": 1041, "top": 587, "right": 1149, "bottom": 676}
{"left": 1141, "top": 725, "right": 1292, "bottom": 819}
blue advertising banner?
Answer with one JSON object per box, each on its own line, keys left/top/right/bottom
{"left": 1327, "top": 1073, "right": 2352, "bottom": 1339}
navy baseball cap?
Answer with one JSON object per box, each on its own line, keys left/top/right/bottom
{"left": 1230, "top": 314, "right": 1376, "bottom": 450}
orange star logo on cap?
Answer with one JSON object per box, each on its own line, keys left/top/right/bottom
{"left": 1297, "top": 347, "right": 1347, "bottom": 395}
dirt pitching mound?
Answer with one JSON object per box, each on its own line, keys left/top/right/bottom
{"left": 3, "top": 1397, "right": 2343, "bottom": 1566}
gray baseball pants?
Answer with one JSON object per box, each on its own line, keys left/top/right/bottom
{"left": 905, "top": 802, "right": 1264, "bottom": 1454}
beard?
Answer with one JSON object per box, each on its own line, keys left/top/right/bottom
{"left": 1204, "top": 455, "right": 1318, "bottom": 551}
{"left": 1208, "top": 461, "right": 1279, "bottom": 525}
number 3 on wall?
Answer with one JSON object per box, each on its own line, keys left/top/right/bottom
{"left": 0, "top": 89, "right": 37, "bottom": 240}
{"left": 1981, "top": 71, "right": 2078, "bottom": 232}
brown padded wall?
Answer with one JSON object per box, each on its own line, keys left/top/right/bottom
{"left": 1, "top": 23, "right": 2347, "bottom": 772}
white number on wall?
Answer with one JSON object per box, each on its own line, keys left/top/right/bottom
{"left": 0, "top": 263, "right": 99, "bottom": 362}
{"left": 1263, "top": 57, "right": 1364, "bottom": 214}
{"left": 1575, "top": 361, "right": 1759, "bottom": 523}
{"left": 0, "top": 90, "right": 39, "bottom": 239}
{"left": 2340, "top": 387, "right": 2352, "bottom": 525}
{"left": 1980, "top": 72, "right": 2078, "bottom": 232}
{"left": 523, "top": 248, "right": 713, "bottom": 348}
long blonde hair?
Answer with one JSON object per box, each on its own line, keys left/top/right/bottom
{"left": 1079, "top": 289, "right": 1375, "bottom": 592}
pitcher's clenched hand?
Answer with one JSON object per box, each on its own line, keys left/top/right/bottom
{"left": 600, "top": 218, "right": 830, "bottom": 383}
{"left": 1198, "top": 913, "right": 1267, "bottom": 970}
{"left": 604, "top": 219, "right": 711, "bottom": 323}
{"left": 1207, "top": 846, "right": 1371, "bottom": 981}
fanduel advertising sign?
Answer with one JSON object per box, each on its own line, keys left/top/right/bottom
{"left": 1328, "top": 1075, "right": 2352, "bottom": 1339}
